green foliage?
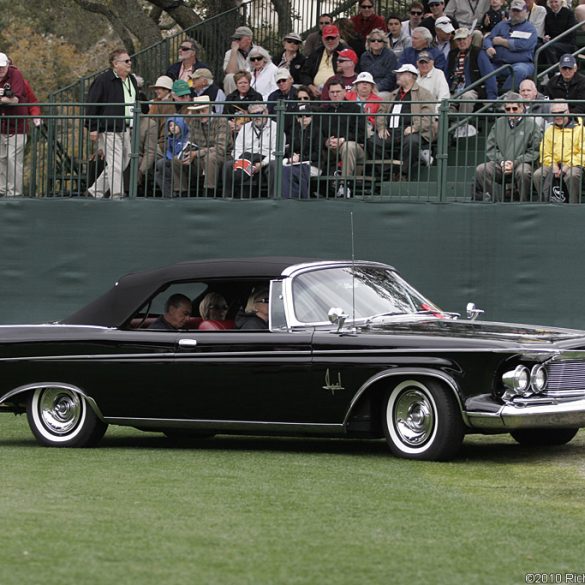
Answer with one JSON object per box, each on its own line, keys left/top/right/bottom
{"left": 1, "top": 415, "right": 585, "bottom": 585}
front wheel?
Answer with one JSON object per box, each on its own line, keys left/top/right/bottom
{"left": 27, "top": 387, "right": 108, "bottom": 447}
{"left": 510, "top": 428, "right": 579, "bottom": 446}
{"left": 382, "top": 378, "right": 465, "bottom": 461}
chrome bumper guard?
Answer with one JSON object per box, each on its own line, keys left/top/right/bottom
{"left": 465, "top": 397, "right": 585, "bottom": 430}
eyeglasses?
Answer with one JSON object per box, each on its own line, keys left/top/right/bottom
{"left": 410, "top": 10, "right": 423, "bottom": 14}
{"left": 324, "top": 36, "right": 338, "bottom": 41}
{"left": 179, "top": 46, "right": 194, "bottom": 51}
{"left": 504, "top": 107, "right": 519, "bottom": 112}
{"left": 276, "top": 78, "right": 289, "bottom": 84}
{"left": 285, "top": 39, "right": 301, "bottom": 44}
{"left": 250, "top": 56, "right": 264, "bottom": 61}
{"left": 370, "top": 38, "right": 385, "bottom": 43}
{"left": 117, "top": 59, "right": 132, "bottom": 64}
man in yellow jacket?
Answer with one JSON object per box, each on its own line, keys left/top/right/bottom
{"left": 533, "top": 100, "right": 585, "bottom": 203}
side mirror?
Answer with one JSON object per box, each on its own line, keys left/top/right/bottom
{"left": 328, "top": 307, "right": 348, "bottom": 332}
{"left": 466, "top": 302, "right": 484, "bottom": 321}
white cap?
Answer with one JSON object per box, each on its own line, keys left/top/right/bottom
{"left": 0, "top": 53, "right": 8, "bottom": 67}
{"left": 393, "top": 64, "right": 418, "bottom": 75}
{"left": 353, "top": 71, "right": 376, "bottom": 85}
{"left": 435, "top": 16, "right": 454, "bottom": 33}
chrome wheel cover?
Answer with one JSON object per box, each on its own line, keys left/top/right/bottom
{"left": 37, "top": 388, "right": 83, "bottom": 436}
{"left": 390, "top": 385, "right": 435, "bottom": 448}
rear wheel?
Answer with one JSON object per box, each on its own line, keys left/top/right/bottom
{"left": 382, "top": 378, "right": 465, "bottom": 461}
{"left": 510, "top": 428, "right": 579, "bottom": 446}
{"left": 27, "top": 387, "right": 107, "bottom": 447}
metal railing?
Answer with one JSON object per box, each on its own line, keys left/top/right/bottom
{"left": 4, "top": 98, "right": 585, "bottom": 203}
{"left": 49, "top": 0, "right": 409, "bottom": 104}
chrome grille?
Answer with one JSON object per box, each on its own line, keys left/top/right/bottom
{"left": 546, "top": 360, "right": 585, "bottom": 397}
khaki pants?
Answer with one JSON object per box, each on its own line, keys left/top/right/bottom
{"left": 88, "top": 129, "right": 132, "bottom": 198}
{"left": 0, "top": 133, "right": 27, "bottom": 197}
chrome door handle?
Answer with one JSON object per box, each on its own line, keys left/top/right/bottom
{"left": 178, "top": 338, "right": 198, "bottom": 348}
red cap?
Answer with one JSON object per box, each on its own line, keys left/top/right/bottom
{"left": 322, "top": 25, "right": 340, "bottom": 37}
{"left": 337, "top": 48, "right": 358, "bottom": 65}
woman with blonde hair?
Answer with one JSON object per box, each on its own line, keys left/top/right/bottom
{"left": 247, "top": 46, "right": 278, "bottom": 99}
{"left": 199, "top": 292, "right": 228, "bottom": 321}
{"left": 359, "top": 28, "right": 398, "bottom": 97}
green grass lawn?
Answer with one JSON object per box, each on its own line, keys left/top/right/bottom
{"left": 1, "top": 415, "right": 584, "bottom": 585}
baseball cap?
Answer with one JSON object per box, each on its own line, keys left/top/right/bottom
{"left": 393, "top": 64, "right": 419, "bottom": 75}
{"left": 337, "top": 48, "right": 358, "bottom": 64}
{"left": 435, "top": 16, "right": 454, "bottom": 33}
{"left": 275, "top": 68, "right": 291, "bottom": 82}
{"left": 560, "top": 53, "right": 577, "bottom": 68}
{"left": 284, "top": 32, "right": 302, "bottom": 42}
{"left": 428, "top": 0, "right": 444, "bottom": 5}
{"left": 353, "top": 71, "right": 375, "bottom": 85}
{"left": 232, "top": 26, "right": 253, "bottom": 39}
{"left": 322, "top": 25, "right": 340, "bottom": 37}
{"left": 509, "top": 0, "right": 527, "bottom": 10}
{"left": 416, "top": 51, "right": 434, "bottom": 62}
{"left": 191, "top": 68, "right": 213, "bottom": 81}
{"left": 172, "top": 79, "right": 191, "bottom": 96}
{"left": 454, "top": 27, "right": 471, "bottom": 40}
{"left": 0, "top": 53, "right": 8, "bottom": 67}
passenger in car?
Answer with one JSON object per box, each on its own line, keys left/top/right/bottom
{"left": 148, "top": 294, "right": 192, "bottom": 330}
{"left": 235, "top": 288, "right": 269, "bottom": 330}
{"left": 199, "top": 292, "right": 229, "bottom": 321}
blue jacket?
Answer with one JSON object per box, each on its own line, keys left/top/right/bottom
{"left": 359, "top": 48, "right": 398, "bottom": 93}
{"left": 164, "top": 116, "right": 190, "bottom": 160}
{"left": 482, "top": 18, "right": 537, "bottom": 64}
{"left": 400, "top": 46, "right": 447, "bottom": 76}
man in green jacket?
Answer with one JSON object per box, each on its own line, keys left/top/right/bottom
{"left": 473, "top": 92, "right": 542, "bottom": 202}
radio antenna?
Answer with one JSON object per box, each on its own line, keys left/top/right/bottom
{"left": 351, "top": 211, "right": 356, "bottom": 330}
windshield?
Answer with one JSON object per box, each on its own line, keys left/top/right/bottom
{"left": 291, "top": 266, "right": 442, "bottom": 324}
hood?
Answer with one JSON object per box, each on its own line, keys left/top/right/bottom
{"left": 361, "top": 317, "right": 585, "bottom": 349}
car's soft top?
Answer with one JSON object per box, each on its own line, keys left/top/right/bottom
{"left": 62, "top": 257, "right": 319, "bottom": 327}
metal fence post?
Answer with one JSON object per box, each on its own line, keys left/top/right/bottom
{"left": 437, "top": 100, "right": 450, "bottom": 202}
{"left": 274, "top": 100, "right": 286, "bottom": 200}
{"left": 128, "top": 106, "right": 142, "bottom": 199}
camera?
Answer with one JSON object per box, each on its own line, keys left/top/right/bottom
{"left": 0, "top": 83, "right": 12, "bottom": 98}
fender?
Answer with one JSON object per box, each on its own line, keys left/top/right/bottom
{"left": 0, "top": 382, "right": 105, "bottom": 421}
{"left": 343, "top": 367, "right": 470, "bottom": 428}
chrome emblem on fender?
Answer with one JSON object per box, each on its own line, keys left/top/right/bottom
{"left": 323, "top": 368, "right": 345, "bottom": 394}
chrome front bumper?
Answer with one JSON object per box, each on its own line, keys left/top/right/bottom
{"left": 465, "top": 396, "right": 585, "bottom": 430}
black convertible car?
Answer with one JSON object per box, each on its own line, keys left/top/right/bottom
{"left": 1, "top": 257, "right": 585, "bottom": 460}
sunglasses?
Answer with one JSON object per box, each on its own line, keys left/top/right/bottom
{"left": 360, "top": 4, "right": 374, "bottom": 8}
{"left": 179, "top": 46, "right": 194, "bottom": 51}
{"left": 504, "top": 107, "right": 519, "bottom": 112}
{"left": 256, "top": 298, "right": 269, "bottom": 304}
{"left": 209, "top": 304, "right": 228, "bottom": 310}
{"left": 118, "top": 59, "right": 132, "bottom": 64}
{"left": 369, "top": 38, "right": 384, "bottom": 43}
{"left": 250, "top": 56, "right": 264, "bottom": 61}
{"left": 298, "top": 95, "right": 310, "bottom": 100}
{"left": 324, "top": 36, "right": 338, "bottom": 41}
{"left": 285, "top": 39, "right": 301, "bottom": 44}
{"left": 276, "top": 78, "right": 289, "bottom": 84}
{"left": 410, "top": 10, "right": 423, "bottom": 14}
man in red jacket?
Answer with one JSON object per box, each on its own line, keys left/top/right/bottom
{"left": 350, "top": 1, "right": 387, "bottom": 39}
{"left": 0, "top": 52, "right": 28, "bottom": 197}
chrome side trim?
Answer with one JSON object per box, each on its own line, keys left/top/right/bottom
{"left": 0, "top": 382, "right": 105, "bottom": 421}
{"left": 105, "top": 416, "right": 344, "bottom": 434}
{"left": 466, "top": 397, "right": 585, "bottom": 430}
{"left": 342, "top": 367, "right": 469, "bottom": 427}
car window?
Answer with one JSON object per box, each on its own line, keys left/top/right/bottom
{"left": 149, "top": 283, "right": 208, "bottom": 315}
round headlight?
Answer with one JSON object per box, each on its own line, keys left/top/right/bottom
{"left": 502, "top": 365, "right": 530, "bottom": 395}
{"left": 531, "top": 365, "right": 547, "bottom": 393}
